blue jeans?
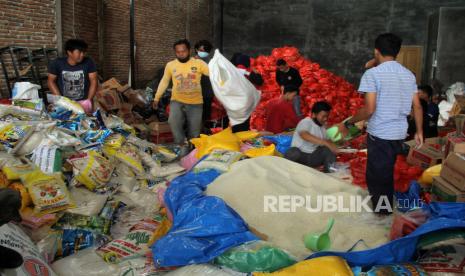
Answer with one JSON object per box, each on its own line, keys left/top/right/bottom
{"left": 293, "top": 95, "right": 302, "bottom": 117}
{"left": 168, "top": 101, "right": 203, "bottom": 144}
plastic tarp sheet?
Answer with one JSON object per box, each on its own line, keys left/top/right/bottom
{"left": 151, "top": 170, "right": 258, "bottom": 267}
{"left": 308, "top": 202, "right": 465, "bottom": 267}
{"left": 262, "top": 135, "right": 293, "bottom": 155}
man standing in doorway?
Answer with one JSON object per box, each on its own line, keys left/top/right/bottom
{"left": 337, "top": 33, "right": 423, "bottom": 214}
{"left": 48, "top": 39, "right": 98, "bottom": 109}
{"left": 153, "top": 39, "right": 209, "bottom": 154}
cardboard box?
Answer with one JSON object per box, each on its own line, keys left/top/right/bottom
{"left": 431, "top": 176, "right": 465, "bottom": 202}
{"left": 149, "top": 121, "right": 173, "bottom": 144}
{"left": 440, "top": 153, "right": 465, "bottom": 191}
{"left": 405, "top": 138, "right": 444, "bottom": 169}
{"left": 123, "top": 89, "right": 148, "bottom": 108}
{"left": 444, "top": 132, "right": 465, "bottom": 157}
{"left": 102, "top": 78, "right": 123, "bottom": 90}
{"left": 97, "top": 88, "right": 122, "bottom": 111}
{"left": 117, "top": 103, "right": 135, "bottom": 124}
{"left": 117, "top": 84, "right": 130, "bottom": 93}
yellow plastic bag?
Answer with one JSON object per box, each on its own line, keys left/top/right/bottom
{"left": 9, "top": 182, "right": 32, "bottom": 210}
{"left": 244, "top": 144, "right": 277, "bottom": 158}
{"left": 235, "top": 131, "right": 260, "bottom": 141}
{"left": 103, "top": 134, "right": 126, "bottom": 156}
{"left": 253, "top": 256, "right": 353, "bottom": 276}
{"left": 114, "top": 144, "right": 144, "bottom": 175}
{"left": 191, "top": 128, "right": 241, "bottom": 159}
{"left": 21, "top": 171, "right": 74, "bottom": 215}
{"left": 69, "top": 151, "right": 114, "bottom": 191}
{"left": 418, "top": 164, "right": 442, "bottom": 187}
{"left": 148, "top": 217, "right": 172, "bottom": 247}
{"left": 2, "top": 158, "right": 37, "bottom": 180}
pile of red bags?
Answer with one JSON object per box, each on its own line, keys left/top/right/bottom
{"left": 349, "top": 154, "right": 423, "bottom": 192}
{"left": 250, "top": 46, "right": 364, "bottom": 130}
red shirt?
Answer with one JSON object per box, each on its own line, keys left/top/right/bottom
{"left": 265, "top": 97, "right": 299, "bottom": 134}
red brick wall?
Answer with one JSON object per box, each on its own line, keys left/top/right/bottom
{"left": 0, "top": 0, "right": 213, "bottom": 96}
{"left": 0, "top": 0, "right": 57, "bottom": 96}
{"left": 61, "top": 0, "right": 99, "bottom": 63}
{"left": 105, "top": 0, "right": 214, "bottom": 87}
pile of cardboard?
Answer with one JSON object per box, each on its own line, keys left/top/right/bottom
{"left": 429, "top": 115, "right": 465, "bottom": 202}
{"left": 95, "top": 78, "right": 173, "bottom": 144}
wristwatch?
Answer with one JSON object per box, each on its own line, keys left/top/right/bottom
{"left": 344, "top": 120, "right": 354, "bottom": 129}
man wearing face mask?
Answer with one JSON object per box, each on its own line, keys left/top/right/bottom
{"left": 153, "top": 39, "right": 209, "bottom": 154}
{"left": 194, "top": 40, "right": 214, "bottom": 133}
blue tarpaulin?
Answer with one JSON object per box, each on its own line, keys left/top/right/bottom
{"left": 262, "top": 135, "right": 293, "bottom": 154}
{"left": 308, "top": 202, "right": 465, "bottom": 267}
{"left": 151, "top": 169, "right": 258, "bottom": 267}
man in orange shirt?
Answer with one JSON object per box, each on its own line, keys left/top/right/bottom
{"left": 265, "top": 85, "right": 300, "bottom": 134}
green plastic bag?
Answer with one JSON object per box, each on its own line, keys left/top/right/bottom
{"left": 214, "top": 241, "right": 296, "bottom": 273}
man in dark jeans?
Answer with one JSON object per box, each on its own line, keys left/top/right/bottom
{"left": 338, "top": 33, "right": 423, "bottom": 214}
{"left": 194, "top": 40, "right": 214, "bottom": 133}
{"left": 276, "top": 59, "right": 303, "bottom": 117}
{"left": 285, "top": 101, "right": 339, "bottom": 172}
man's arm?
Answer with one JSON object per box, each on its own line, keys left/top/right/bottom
{"left": 412, "top": 93, "right": 424, "bottom": 147}
{"left": 294, "top": 69, "right": 303, "bottom": 88}
{"left": 348, "top": 92, "right": 376, "bottom": 124}
{"left": 299, "top": 131, "right": 339, "bottom": 154}
{"left": 47, "top": 74, "right": 61, "bottom": 96}
{"left": 87, "top": 72, "right": 98, "bottom": 100}
{"left": 152, "top": 65, "right": 172, "bottom": 109}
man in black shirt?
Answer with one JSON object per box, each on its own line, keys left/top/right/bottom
{"left": 418, "top": 84, "right": 439, "bottom": 138}
{"left": 48, "top": 39, "right": 98, "bottom": 104}
{"left": 276, "top": 59, "right": 303, "bottom": 117}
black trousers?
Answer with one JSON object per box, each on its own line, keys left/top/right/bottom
{"left": 232, "top": 117, "right": 251, "bottom": 133}
{"left": 284, "top": 146, "right": 336, "bottom": 173}
{"left": 366, "top": 134, "right": 403, "bottom": 214}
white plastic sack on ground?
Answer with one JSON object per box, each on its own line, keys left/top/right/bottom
{"left": 12, "top": 82, "right": 40, "bottom": 100}
{"left": 206, "top": 156, "right": 391, "bottom": 260}
{"left": 209, "top": 49, "right": 261, "bottom": 126}
{"left": 0, "top": 223, "right": 58, "bottom": 276}
{"left": 51, "top": 248, "right": 121, "bottom": 276}
{"left": 165, "top": 264, "right": 247, "bottom": 276}
{"left": 446, "top": 82, "right": 465, "bottom": 104}
{"left": 67, "top": 187, "right": 108, "bottom": 216}
{"left": 438, "top": 100, "right": 453, "bottom": 127}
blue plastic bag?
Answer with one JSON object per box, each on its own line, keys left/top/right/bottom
{"left": 262, "top": 135, "right": 293, "bottom": 154}
{"left": 151, "top": 170, "right": 258, "bottom": 267}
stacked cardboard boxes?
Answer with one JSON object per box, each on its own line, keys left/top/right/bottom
{"left": 432, "top": 153, "right": 465, "bottom": 202}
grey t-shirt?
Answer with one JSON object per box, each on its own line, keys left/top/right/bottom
{"left": 291, "top": 118, "right": 327, "bottom": 153}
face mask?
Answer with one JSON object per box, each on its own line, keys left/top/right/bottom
{"left": 197, "top": 51, "right": 209, "bottom": 59}
{"left": 177, "top": 56, "right": 190, "bottom": 63}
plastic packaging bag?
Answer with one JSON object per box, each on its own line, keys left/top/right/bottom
{"left": 54, "top": 212, "right": 112, "bottom": 235}
{"left": 0, "top": 123, "right": 32, "bottom": 150}
{"left": 390, "top": 208, "right": 430, "bottom": 240}
{"left": 194, "top": 149, "right": 243, "bottom": 172}
{"left": 31, "top": 145, "right": 62, "bottom": 174}
{"left": 12, "top": 81, "right": 40, "bottom": 99}
{"left": 2, "top": 158, "right": 38, "bottom": 180}
{"left": 0, "top": 223, "right": 58, "bottom": 276}
{"left": 66, "top": 188, "right": 108, "bottom": 218}
{"left": 445, "top": 82, "right": 465, "bottom": 104}
{"left": 418, "top": 243, "right": 465, "bottom": 275}
{"left": 353, "top": 263, "right": 428, "bottom": 276}
{"left": 69, "top": 151, "right": 114, "bottom": 191}
{"left": 209, "top": 50, "right": 261, "bottom": 126}
{"left": 48, "top": 94, "right": 85, "bottom": 114}
{"left": 252, "top": 256, "right": 351, "bottom": 276}
{"left": 215, "top": 241, "right": 296, "bottom": 273}
{"left": 262, "top": 135, "right": 293, "bottom": 155}
{"left": 244, "top": 144, "right": 277, "bottom": 158}
{"left": 20, "top": 207, "right": 58, "bottom": 229}
{"left": 180, "top": 149, "right": 200, "bottom": 170}
{"left": 418, "top": 164, "right": 442, "bottom": 187}
{"left": 96, "top": 218, "right": 160, "bottom": 263}
{"left": 106, "top": 144, "right": 144, "bottom": 175}
{"left": 165, "top": 264, "right": 245, "bottom": 276}
{"left": 21, "top": 171, "right": 74, "bottom": 215}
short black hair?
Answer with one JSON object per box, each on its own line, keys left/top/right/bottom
{"left": 375, "top": 33, "right": 402, "bottom": 57}
{"left": 418, "top": 84, "right": 433, "bottom": 98}
{"left": 173, "top": 39, "right": 191, "bottom": 50}
{"left": 65, "top": 39, "right": 88, "bottom": 53}
{"left": 283, "top": 85, "right": 298, "bottom": 93}
{"left": 312, "top": 101, "right": 332, "bottom": 114}
{"left": 276, "top": 59, "right": 287, "bottom": 66}
{"left": 194, "top": 40, "right": 213, "bottom": 53}
{"left": 230, "top": 53, "right": 250, "bottom": 68}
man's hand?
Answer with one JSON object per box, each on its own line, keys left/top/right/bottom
{"left": 325, "top": 141, "right": 340, "bottom": 154}
{"left": 414, "top": 131, "right": 424, "bottom": 148}
{"left": 152, "top": 100, "right": 159, "bottom": 110}
{"left": 365, "top": 59, "right": 376, "bottom": 69}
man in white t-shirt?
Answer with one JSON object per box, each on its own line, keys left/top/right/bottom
{"left": 285, "top": 101, "right": 339, "bottom": 172}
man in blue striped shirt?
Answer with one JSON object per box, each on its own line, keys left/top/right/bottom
{"left": 338, "top": 33, "right": 424, "bottom": 214}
